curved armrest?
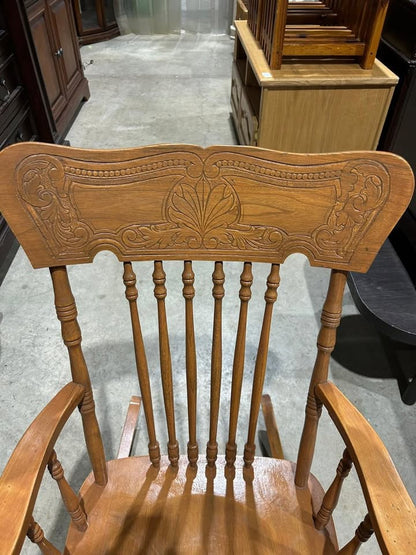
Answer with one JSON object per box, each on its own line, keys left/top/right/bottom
{"left": 0, "top": 382, "right": 85, "bottom": 554}
{"left": 315, "top": 381, "right": 416, "bottom": 554}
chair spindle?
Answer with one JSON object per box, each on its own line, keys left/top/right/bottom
{"left": 338, "top": 514, "right": 374, "bottom": 554}
{"left": 295, "top": 269, "right": 347, "bottom": 488}
{"left": 315, "top": 448, "right": 353, "bottom": 530}
{"left": 153, "top": 261, "right": 179, "bottom": 466}
{"left": 226, "top": 262, "right": 253, "bottom": 466}
{"left": 47, "top": 449, "right": 88, "bottom": 532}
{"left": 182, "top": 261, "right": 199, "bottom": 466}
{"left": 244, "top": 264, "right": 281, "bottom": 467}
{"left": 50, "top": 266, "right": 107, "bottom": 486}
{"left": 207, "top": 262, "right": 225, "bottom": 466}
{"left": 27, "top": 517, "right": 60, "bottom": 555}
{"left": 123, "top": 262, "right": 161, "bottom": 466}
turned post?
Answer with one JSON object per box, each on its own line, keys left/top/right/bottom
{"left": 182, "top": 261, "right": 199, "bottom": 466}
{"left": 48, "top": 449, "right": 88, "bottom": 531}
{"left": 295, "top": 269, "right": 347, "bottom": 487}
{"left": 338, "top": 514, "right": 374, "bottom": 554}
{"left": 315, "top": 448, "right": 353, "bottom": 530}
{"left": 244, "top": 264, "right": 280, "bottom": 467}
{"left": 153, "top": 261, "right": 179, "bottom": 466}
{"left": 123, "top": 262, "right": 160, "bottom": 466}
{"left": 27, "top": 517, "right": 60, "bottom": 555}
{"left": 50, "top": 266, "right": 107, "bottom": 486}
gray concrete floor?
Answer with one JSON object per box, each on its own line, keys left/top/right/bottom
{"left": 0, "top": 33, "right": 415, "bottom": 554}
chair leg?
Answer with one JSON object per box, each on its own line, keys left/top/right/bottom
{"left": 260, "top": 394, "right": 284, "bottom": 459}
{"left": 117, "top": 395, "right": 142, "bottom": 459}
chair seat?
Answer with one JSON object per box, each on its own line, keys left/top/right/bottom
{"left": 65, "top": 455, "right": 338, "bottom": 554}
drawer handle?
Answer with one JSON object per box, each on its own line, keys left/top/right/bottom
{"left": 15, "top": 131, "right": 25, "bottom": 142}
{"left": 54, "top": 47, "right": 64, "bottom": 58}
{"left": 0, "top": 79, "right": 11, "bottom": 102}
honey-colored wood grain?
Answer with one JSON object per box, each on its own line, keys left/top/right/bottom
{"left": 338, "top": 514, "right": 374, "bottom": 555}
{"left": 0, "top": 383, "right": 84, "bottom": 554}
{"left": 50, "top": 266, "right": 108, "bottom": 486}
{"left": 123, "top": 262, "right": 160, "bottom": 466}
{"left": 315, "top": 448, "right": 353, "bottom": 530}
{"left": 48, "top": 450, "right": 88, "bottom": 531}
{"left": 0, "top": 143, "right": 413, "bottom": 273}
{"left": 316, "top": 381, "right": 416, "bottom": 554}
{"left": 261, "top": 393, "right": 284, "bottom": 459}
{"left": 244, "top": 264, "right": 280, "bottom": 467}
{"left": 182, "top": 261, "right": 199, "bottom": 465}
{"left": 153, "top": 261, "right": 179, "bottom": 466}
{"left": 295, "top": 269, "right": 347, "bottom": 487}
{"left": 226, "top": 262, "right": 253, "bottom": 466}
{"left": 27, "top": 517, "right": 60, "bottom": 555}
{"left": 117, "top": 395, "right": 141, "bottom": 459}
{"left": 65, "top": 456, "right": 339, "bottom": 554}
{"left": 207, "top": 262, "right": 225, "bottom": 466}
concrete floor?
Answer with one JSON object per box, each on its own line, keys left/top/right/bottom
{"left": 0, "top": 33, "right": 415, "bottom": 554}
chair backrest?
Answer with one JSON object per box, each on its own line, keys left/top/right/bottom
{"left": 0, "top": 142, "right": 413, "bottom": 486}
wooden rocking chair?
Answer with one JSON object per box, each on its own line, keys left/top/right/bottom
{"left": 0, "top": 142, "right": 415, "bottom": 553}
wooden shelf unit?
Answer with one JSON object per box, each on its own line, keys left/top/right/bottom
{"left": 231, "top": 20, "right": 398, "bottom": 153}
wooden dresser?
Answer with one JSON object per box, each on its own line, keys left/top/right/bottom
{"left": 232, "top": 20, "right": 398, "bottom": 153}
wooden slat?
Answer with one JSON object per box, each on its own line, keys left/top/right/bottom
{"left": 244, "top": 264, "right": 281, "bottom": 467}
{"left": 261, "top": 393, "right": 284, "bottom": 459}
{"left": 270, "top": 0, "right": 288, "bottom": 69}
{"left": 153, "top": 261, "right": 179, "bottom": 466}
{"left": 50, "top": 266, "right": 107, "bottom": 486}
{"left": 48, "top": 450, "right": 88, "bottom": 532}
{"left": 182, "top": 261, "right": 198, "bottom": 466}
{"left": 117, "top": 395, "right": 142, "bottom": 459}
{"left": 207, "top": 261, "right": 225, "bottom": 466}
{"left": 295, "top": 269, "right": 347, "bottom": 488}
{"left": 226, "top": 262, "right": 253, "bottom": 466}
{"left": 123, "top": 262, "right": 160, "bottom": 467}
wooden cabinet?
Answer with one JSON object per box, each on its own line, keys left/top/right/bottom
{"left": 232, "top": 20, "right": 398, "bottom": 153}
{"left": 0, "top": 4, "right": 39, "bottom": 282}
{"left": 26, "top": 0, "right": 90, "bottom": 139}
{"left": 72, "top": 0, "right": 119, "bottom": 45}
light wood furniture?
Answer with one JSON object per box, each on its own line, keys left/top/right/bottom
{"left": 0, "top": 142, "right": 415, "bottom": 553}
{"left": 231, "top": 20, "right": 398, "bottom": 152}
{"left": 247, "top": 0, "right": 390, "bottom": 69}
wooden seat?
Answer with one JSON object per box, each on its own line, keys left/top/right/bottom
{"left": 0, "top": 142, "right": 415, "bottom": 554}
{"left": 247, "top": 0, "right": 391, "bottom": 69}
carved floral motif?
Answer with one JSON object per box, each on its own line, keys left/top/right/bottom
{"left": 15, "top": 151, "right": 390, "bottom": 264}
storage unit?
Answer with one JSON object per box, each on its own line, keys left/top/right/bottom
{"left": 231, "top": 20, "right": 397, "bottom": 153}
{"left": 25, "top": 0, "right": 90, "bottom": 139}
{"left": 72, "top": 0, "right": 119, "bottom": 45}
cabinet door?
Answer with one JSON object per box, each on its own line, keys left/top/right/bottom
{"left": 26, "top": 0, "right": 66, "bottom": 120}
{"left": 48, "top": 0, "right": 83, "bottom": 98}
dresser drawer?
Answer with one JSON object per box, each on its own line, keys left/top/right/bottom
{"left": 0, "top": 54, "right": 20, "bottom": 104}
{"left": 0, "top": 104, "right": 37, "bottom": 149}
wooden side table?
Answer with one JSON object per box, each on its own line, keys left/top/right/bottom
{"left": 232, "top": 20, "right": 398, "bottom": 153}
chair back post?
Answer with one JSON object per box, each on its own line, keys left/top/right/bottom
{"left": 295, "top": 268, "right": 347, "bottom": 488}
{"left": 50, "top": 266, "right": 107, "bottom": 485}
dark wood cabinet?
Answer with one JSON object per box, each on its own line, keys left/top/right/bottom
{"left": 26, "top": 0, "right": 90, "bottom": 138}
{"left": 72, "top": 0, "right": 119, "bottom": 45}
{"left": 0, "top": 0, "right": 90, "bottom": 282}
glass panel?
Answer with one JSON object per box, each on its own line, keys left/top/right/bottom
{"left": 79, "top": 0, "right": 99, "bottom": 31}
{"left": 103, "top": 0, "right": 116, "bottom": 26}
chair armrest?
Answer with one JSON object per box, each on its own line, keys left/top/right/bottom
{"left": 0, "top": 382, "right": 85, "bottom": 554}
{"left": 315, "top": 381, "right": 416, "bottom": 554}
